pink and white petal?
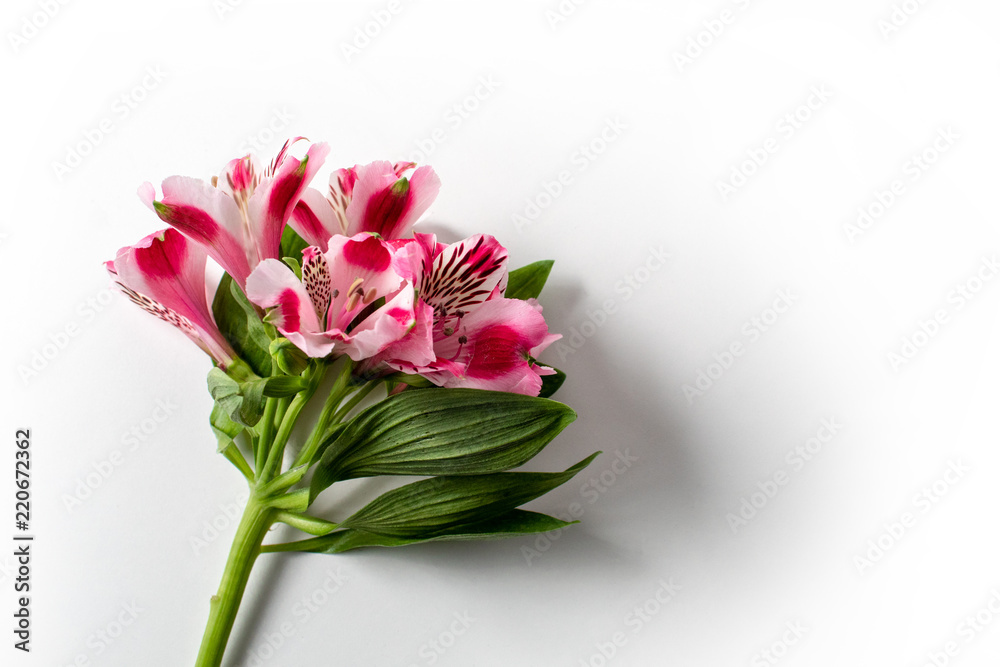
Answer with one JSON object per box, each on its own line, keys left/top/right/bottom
{"left": 394, "top": 165, "right": 441, "bottom": 235}
{"left": 245, "top": 259, "right": 329, "bottom": 358}
{"left": 290, "top": 187, "right": 341, "bottom": 251}
{"left": 530, "top": 332, "right": 562, "bottom": 358}
{"left": 343, "top": 160, "right": 401, "bottom": 237}
{"left": 421, "top": 234, "right": 508, "bottom": 322}
{"left": 340, "top": 286, "right": 421, "bottom": 362}
{"left": 324, "top": 234, "right": 405, "bottom": 330}
{"left": 386, "top": 236, "right": 430, "bottom": 285}
{"left": 152, "top": 176, "right": 254, "bottom": 287}
{"left": 344, "top": 161, "right": 440, "bottom": 239}
{"left": 108, "top": 229, "right": 235, "bottom": 366}
{"left": 432, "top": 298, "right": 553, "bottom": 395}
{"left": 374, "top": 299, "right": 436, "bottom": 371}
{"left": 247, "top": 142, "right": 330, "bottom": 262}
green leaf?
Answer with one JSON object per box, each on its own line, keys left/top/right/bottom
{"left": 282, "top": 256, "right": 302, "bottom": 280}
{"left": 338, "top": 453, "right": 599, "bottom": 537}
{"left": 206, "top": 369, "right": 269, "bottom": 428}
{"left": 311, "top": 388, "right": 577, "bottom": 497}
{"left": 209, "top": 401, "right": 242, "bottom": 453}
{"left": 212, "top": 274, "right": 272, "bottom": 377}
{"left": 379, "top": 372, "right": 435, "bottom": 388}
{"left": 208, "top": 368, "right": 247, "bottom": 426}
{"left": 538, "top": 368, "right": 566, "bottom": 398}
{"left": 279, "top": 224, "right": 309, "bottom": 261}
{"left": 278, "top": 510, "right": 576, "bottom": 554}
{"left": 505, "top": 260, "right": 554, "bottom": 300}
{"left": 238, "top": 378, "right": 268, "bottom": 426}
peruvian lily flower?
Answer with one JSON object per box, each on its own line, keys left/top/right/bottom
{"left": 420, "top": 297, "right": 560, "bottom": 395}
{"left": 106, "top": 228, "right": 236, "bottom": 368}
{"left": 373, "top": 233, "right": 559, "bottom": 395}
{"left": 245, "top": 233, "right": 431, "bottom": 363}
{"left": 291, "top": 160, "right": 440, "bottom": 250}
{"left": 139, "top": 138, "right": 330, "bottom": 288}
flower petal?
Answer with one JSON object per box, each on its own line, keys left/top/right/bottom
{"left": 108, "top": 229, "right": 235, "bottom": 366}
{"left": 290, "top": 187, "right": 341, "bottom": 251}
{"left": 424, "top": 297, "right": 554, "bottom": 395}
{"left": 150, "top": 175, "right": 254, "bottom": 287}
{"left": 246, "top": 258, "right": 333, "bottom": 358}
{"left": 248, "top": 141, "right": 330, "bottom": 263}
{"left": 344, "top": 161, "right": 441, "bottom": 239}
{"left": 421, "top": 234, "right": 508, "bottom": 328}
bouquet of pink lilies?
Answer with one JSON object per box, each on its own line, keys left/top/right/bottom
{"left": 106, "top": 138, "right": 594, "bottom": 665}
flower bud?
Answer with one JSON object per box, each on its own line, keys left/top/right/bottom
{"left": 269, "top": 337, "right": 309, "bottom": 376}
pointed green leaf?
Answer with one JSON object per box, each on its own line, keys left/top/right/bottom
{"left": 282, "top": 256, "right": 302, "bottom": 280}
{"left": 505, "top": 260, "right": 554, "bottom": 300}
{"left": 538, "top": 368, "right": 566, "bottom": 398}
{"left": 279, "top": 224, "right": 309, "bottom": 261}
{"left": 212, "top": 274, "right": 272, "bottom": 377}
{"left": 209, "top": 401, "right": 242, "bottom": 453}
{"left": 311, "top": 388, "right": 576, "bottom": 498}
{"left": 281, "top": 510, "right": 576, "bottom": 553}
{"left": 338, "top": 453, "right": 598, "bottom": 537}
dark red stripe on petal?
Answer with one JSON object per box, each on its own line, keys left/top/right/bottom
{"left": 132, "top": 229, "right": 187, "bottom": 280}
{"left": 342, "top": 235, "right": 391, "bottom": 272}
{"left": 156, "top": 204, "right": 220, "bottom": 248}
{"left": 362, "top": 178, "right": 411, "bottom": 238}
{"left": 267, "top": 156, "right": 309, "bottom": 226}
{"left": 277, "top": 288, "right": 301, "bottom": 332}
{"left": 464, "top": 324, "right": 524, "bottom": 379}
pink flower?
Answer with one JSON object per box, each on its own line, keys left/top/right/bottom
{"left": 245, "top": 233, "right": 430, "bottom": 362}
{"left": 106, "top": 228, "right": 236, "bottom": 368}
{"left": 139, "top": 138, "right": 330, "bottom": 288}
{"left": 375, "top": 233, "right": 559, "bottom": 395}
{"left": 290, "top": 160, "right": 440, "bottom": 250}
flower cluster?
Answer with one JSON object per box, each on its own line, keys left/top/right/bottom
{"left": 106, "top": 139, "right": 559, "bottom": 395}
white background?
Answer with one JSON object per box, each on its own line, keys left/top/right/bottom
{"left": 4, "top": 1, "right": 1000, "bottom": 665}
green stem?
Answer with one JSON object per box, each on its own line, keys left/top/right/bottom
{"left": 290, "top": 360, "right": 355, "bottom": 469}
{"left": 194, "top": 496, "right": 274, "bottom": 667}
{"left": 255, "top": 395, "right": 279, "bottom": 480}
{"left": 329, "top": 378, "right": 381, "bottom": 425}
{"left": 220, "top": 442, "right": 254, "bottom": 483}
{"left": 259, "top": 364, "right": 326, "bottom": 484}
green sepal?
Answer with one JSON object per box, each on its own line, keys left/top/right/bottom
{"left": 311, "top": 388, "right": 577, "bottom": 498}
{"left": 212, "top": 274, "right": 272, "bottom": 377}
{"left": 538, "top": 367, "right": 566, "bottom": 398}
{"left": 338, "top": 452, "right": 599, "bottom": 538}
{"left": 505, "top": 260, "right": 554, "bottom": 301}
{"left": 272, "top": 510, "right": 576, "bottom": 554}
